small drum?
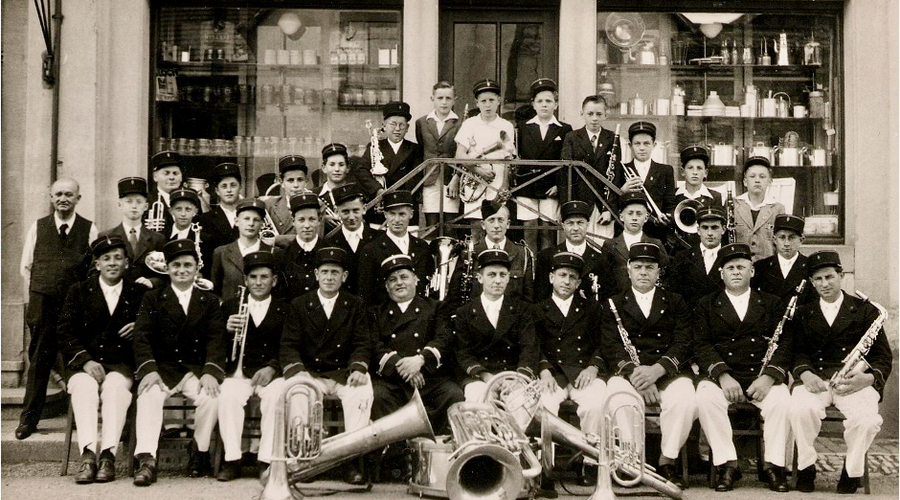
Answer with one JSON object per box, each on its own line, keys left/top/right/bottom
{"left": 409, "top": 436, "right": 454, "bottom": 498}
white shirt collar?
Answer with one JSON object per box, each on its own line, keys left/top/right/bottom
{"left": 527, "top": 115, "right": 562, "bottom": 127}
{"left": 387, "top": 139, "right": 403, "bottom": 154}
{"left": 387, "top": 231, "right": 410, "bottom": 252}
{"left": 171, "top": 285, "right": 193, "bottom": 313}
{"left": 565, "top": 240, "right": 587, "bottom": 255}
{"left": 99, "top": 278, "right": 123, "bottom": 295}
{"left": 158, "top": 189, "right": 171, "bottom": 206}
{"left": 220, "top": 205, "right": 237, "bottom": 226}
{"left": 820, "top": 291, "right": 844, "bottom": 326}
{"left": 622, "top": 231, "right": 643, "bottom": 249}
{"left": 675, "top": 184, "right": 715, "bottom": 200}
{"left": 632, "top": 286, "right": 656, "bottom": 302}
{"left": 737, "top": 191, "right": 780, "bottom": 209}
{"left": 54, "top": 212, "right": 76, "bottom": 229}
{"left": 725, "top": 287, "right": 751, "bottom": 320}
{"left": 485, "top": 237, "right": 506, "bottom": 250}
{"left": 317, "top": 290, "right": 338, "bottom": 305}
{"left": 551, "top": 293, "right": 573, "bottom": 317}
{"left": 342, "top": 225, "right": 364, "bottom": 239}
{"left": 248, "top": 295, "right": 272, "bottom": 326}
{"left": 777, "top": 253, "right": 799, "bottom": 276}
{"left": 396, "top": 298, "right": 413, "bottom": 313}
{"left": 427, "top": 109, "right": 459, "bottom": 122}
{"left": 171, "top": 226, "right": 191, "bottom": 239}
{"left": 296, "top": 235, "right": 318, "bottom": 252}
{"left": 122, "top": 218, "right": 142, "bottom": 231}
{"left": 238, "top": 239, "right": 261, "bottom": 256}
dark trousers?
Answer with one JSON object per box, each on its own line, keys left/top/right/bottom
{"left": 20, "top": 292, "right": 65, "bottom": 426}
{"left": 372, "top": 377, "right": 464, "bottom": 435}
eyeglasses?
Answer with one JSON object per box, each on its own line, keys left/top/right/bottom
{"left": 384, "top": 121, "right": 408, "bottom": 130}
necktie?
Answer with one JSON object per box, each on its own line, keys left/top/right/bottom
{"left": 129, "top": 228, "right": 139, "bottom": 254}
{"left": 591, "top": 134, "right": 599, "bottom": 152}
{"left": 58, "top": 223, "right": 69, "bottom": 243}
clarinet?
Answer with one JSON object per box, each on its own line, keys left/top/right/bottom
{"left": 759, "top": 279, "right": 806, "bottom": 377}
{"left": 458, "top": 236, "right": 476, "bottom": 303}
{"left": 725, "top": 184, "right": 737, "bottom": 244}
{"left": 829, "top": 291, "right": 888, "bottom": 388}
{"left": 603, "top": 124, "right": 621, "bottom": 201}
{"left": 608, "top": 298, "right": 641, "bottom": 366}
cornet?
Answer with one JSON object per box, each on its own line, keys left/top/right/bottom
{"left": 261, "top": 210, "right": 280, "bottom": 245}
{"left": 145, "top": 199, "right": 166, "bottom": 232}
{"left": 231, "top": 286, "right": 250, "bottom": 379}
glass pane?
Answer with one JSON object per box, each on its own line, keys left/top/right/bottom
{"left": 500, "top": 23, "right": 544, "bottom": 114}
{"left": 453, "top": 23, "right": 497, "bottom": 111}
{"left": 597, "top": 11, "right": 842, "bottom": 241}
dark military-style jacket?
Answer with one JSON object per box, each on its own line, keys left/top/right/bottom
{"left": 99, "top": 223, "right": 167, "bottom": 284}
{"left": 601, "top": 288, "right": 692, "bottom": 387}
{"left": 693, "top": 289, "right": 788, "bottom": 388}
{"left": 752, "top": 253, "right": 816, "bottom": 306}
{"left": 514, "top": 119, "right": 572, "bottom": 199}
{"left": 280, "top": 290, "right": 371, "bottom": 384}
{"left": 357, "top": 232, "right": 433, "bottom": 306}
{"left": 323, "top": 225, "right": 381, "bottom": 296}
{"left": 602, "top": 233, "right": 669, "bottom": 295}
{"left": 279, "top": 237, "right": 325, "bottom": 299}
{"left": 447, "top": 238, "right": 534, "bottom": 311}
{"left": 533, "top": 294, "right": 606, "bottom": 387}
{"left": 453, "top": 295, "right": 538, "bottom": 379}
{"left": 198, "top": 206, "right": 239, "bottom": 278}
{"left": 534, "top": 242, "right": 615, "bottom": 302}
{"left": 792, "top": 292, "right": 893, "bottom": 398}
{"left": 369, "top": 295, "right": 455, "bottom": 383}
{"left": 221, "top": 296, "right": 287, "bottom": 377}
{"left": 669, "top": 245, "right": 724, "bottom": 309}
{"left": 57, "top": 275, "right": 146, "bottom": 381}
{"left": 133, "top": 285, "right": 226, "bottom": 387}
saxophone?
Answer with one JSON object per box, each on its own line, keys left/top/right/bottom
{"left": 759, "top": 279, "right": 806, "bottom": 377}
{"left": 608, "top": 298, "right": 641, "bottom": 366}
{"left": 829, "top": 291, "right": 888, "bottom": 388}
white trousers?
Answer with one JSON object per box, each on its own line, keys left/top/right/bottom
{"left": 541, "top": 378, "right": 607, "bottom": 465}
{"left": 790, "top": 385, "right": 882, "bottom": 477}
{"left": 68, "top": 371, "right": 133, "bottom": 455}
{"left": 218, "top": 377, "right": 283, "bottom": 462}
{"left": 134, "top": 373, "right": 218, "bottom": 457}
{"left": 696, "top": 380, "right": 791, "bottom": 467}
{"left": 286, "top": 374, "right": 373, "bottom": 433}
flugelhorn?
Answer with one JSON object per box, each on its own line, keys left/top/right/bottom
{"left": 673, "top": 198, "right": 704, "bottom": 234}
{"left": 428, "top": 237, "right": 462, "bottom": 301}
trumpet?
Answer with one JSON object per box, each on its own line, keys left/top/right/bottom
{"left": 231, "top": 286, "right": 250, "bottom": 379}
{"left": 145, "top": 199, "right": 166, "bottom": 232}
{"left": 830, "top": 291, "right": 888, "bottom": 388}
{"left": 428, "top": 237, "right": 462, "bottom": 301}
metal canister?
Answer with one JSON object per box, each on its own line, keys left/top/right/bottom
{"left": 282, "top": 84, "right": 294, "bottom": 105}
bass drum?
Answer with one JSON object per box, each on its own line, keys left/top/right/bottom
{"left": 409, "top": 436, "right": 454, "bottom": 498}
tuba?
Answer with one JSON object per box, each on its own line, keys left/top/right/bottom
{"left": 673, "top": 199, "right": 704, "bottom": 234}
{"left": 428, "top": 237, "right": 463, "bottom": 301}
{"left": 261, "top": 380, "right": 434, "bottom": 500}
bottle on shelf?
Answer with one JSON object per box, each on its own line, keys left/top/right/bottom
{"left": 670, "top": 85, "right": 685, "bottom": 116}
{"left": 702, "top": 91, "right": 725, "bottom": 117}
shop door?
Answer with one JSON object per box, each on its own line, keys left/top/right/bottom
{"left": 439, "top": 7, "right": 558, "bottom": 118}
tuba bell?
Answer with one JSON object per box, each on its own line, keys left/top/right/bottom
{"left": 673, "top": 199, "right": 704, "bottom": 234}
{"left": 261, "top": 379, "right": 435, "bottom": 500}
{"left": 428, "top": 237, "right": 463, "bottom": 301}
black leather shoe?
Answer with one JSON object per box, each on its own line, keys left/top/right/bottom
{"left": 95, "top": 450, "right": 116, "bottom": 483}
{"left": 217, "top": 460, "right": 242, "bottom": 482}
{"left": 241, "top": 451, "right": 258, "bottom": 468}
{"left": 187, "top": 442, "right": 211, "bottom": 478}
{"left": 715, "top": 465, "right": 741, "bottom": 492}
{"left": 659, "top": 463, "right": 685, "bottom": 489}
{"left": 763, "top": 466, "right": 789, "bottom": 492}
{"left": 75, "top": 450, "right": 98, "bottom": 484}
{"left": 578, "top": 464, "right": 598, "bottom": 487}
{"left": 133, "top": 454, "right": 157, "bottom": 487}
{"left": 14, "top": 423, "right": 35, "bottom": 440}
{"left": 836, "top": 467, "right": 861, "bottom": 494}
{"left": 796, "top": 465, "right": 816, "bottom": 493}
{"left": 537, "top": 474, "right": 558, "bottom": 498}
{"left": 344, "top": 463, "right": 365, "bottom": 485}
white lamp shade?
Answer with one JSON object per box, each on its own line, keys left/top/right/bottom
{"left": 699, "top": 23, "right": 724, "bottom": 39}
{"left": 277, "top": 13, "right": 303, "bottom": 37}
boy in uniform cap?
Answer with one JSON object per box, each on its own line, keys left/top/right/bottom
{"left": 357, "top": 190, "right": 433, "bottom": 306}
{"left": 359, "top": 101, "right": 424, "bottom": 226}
{"left": 514, "top": 78, "right": 573, "bottom": 252}
{"left": 99, "top": 177, "right": 167, "bottom": 287}
{"left": 693, "top": 243, "right": 793, "bottom": 492}
{"left": 416, "top": 82, "right": 462, "bottom": 238}
{"left": 168, "top": 188, "right": 202, "bottom": 241}
{"left": 533, "top": 252, "right": 607, "bottom": 491}
{"left": 131, "top": 239, "right": 226, "bottom": 485}
{"left": 675, "top": 145, "right": 722, "bottom": 246}
{"left": 280, "top": 246, "right": 373, "bottom": 485}
{"left": 323, "top": 184, "right": 382, "bottom": 295}
{"left": 263, "top": 155, "right": 310, "bottom": 235}
{"left": 535, "top": 200, "right": 614, "bottom": 302}
{"left": 668, "top": 206, "right": 726, "bottom": 309}
{"left": 316, "top": 143, "right": 352, "bottom": 231}
{"left": 199, "top": 163, "right": 243, "bottom": 273}
{"left": 57, "top": 236, "right": 145, "bottom": 483}
{"left": 601, "top": 192, "right": 668, "bottom": 295}
{"left": 453, "top": 79, "right": 516, "bottom": 233}
{"left": 733, "top": 156, "right": 785, "bottom": 261}
{"left": 17, "top": 178, "right": 98, "bottom": 440}
{"left": 752, "top": 214, "right": 815, "bottom": 305}
{"left": 560, "top": 95, "right": 623, "bottom": 239}
{"left": 453, "top": 248, "right": 538, "bottom": 403}
{"left": 148, "top": 151, "right": 185, "bottom": 236}
{"left": 369, "top": 254, "right": 463, "bottom": 435}
{"left": 278, "top": 193, "right": 325, "bottom": 298}
{"left": 212, "top": 198, "right": 282, "bottom": 301}
{"left": 789, "top": 251, "right": 893, "bottom": 494}
{"left": 216, "top": 251, "right": 287, "bottom": 481}
{"left": 620, "top": 121, "right": 676, "bottom": 242}
{"left": 601, "top": 242, "right": 695, "bottom": 489}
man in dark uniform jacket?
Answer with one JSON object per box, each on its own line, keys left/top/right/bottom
{"left": 668, "top": 206, "right": 726, "bottom": 309}
{"left": 216, "top": 251, "right": 286, "bottom": 481}
{"left": 535, "top": 201, "right": 614, "bottom": 302}
{"left": 534, "top": 252, "right": 607, "bottom": 491}
{"left": 620, "top": 121, "right": 676, "bottom": 243}
{"left": 280, "top": 247, "right": 372, "bottom": 484}
{"left": 323, "top": 184, "right": 381, "bottom": 296}
{"left": 602, "top": 192, "right": 668, "bottom": 295}
{"left": 600, "top": 243, "right": 694, "bottom": 488}
{"left": 358, "top": 101, "right": 425, "bottom": 225}
{"left": 752, "top": 214, "right": 815, "bottom": 305}
{"left": 789, "top": 251, "right": 893, "bottom": 494}
{"left": 357, "top": 190, "right": 433, "bottom": 306}
{"left": 17, "top": 178, "right": 97, "bottom": 440}
{"left": 370, "top": 254, "right": 463, "bottom": 434}
{"left": 58, "top": 236, "right": 145, "bottom": 483}
{"left": 263, "top": 155, "right": 311, "bottom": 236}
{"left": 199, "top": 163, "right": 243, "bottom": 277}
{"left": 99, "top": 177, "right": 167, "bottom": 287}
{"left": 147, "top": 151, "right": 184, "bottom": 237}
{"left": 453, "top": 249, "right": 539, "bottom": 403}
{"left": 132, "top": 239, "right": 226, "bottom": 486}
{"left": 277, "top": 193, "right": 325, "bottom": 299}
{"left": 693, "top": 243, "right": 793, "bottom": 492}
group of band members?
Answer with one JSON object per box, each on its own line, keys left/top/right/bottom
{"left": 17, "top": 77, "right": 892, "bottom": 498}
